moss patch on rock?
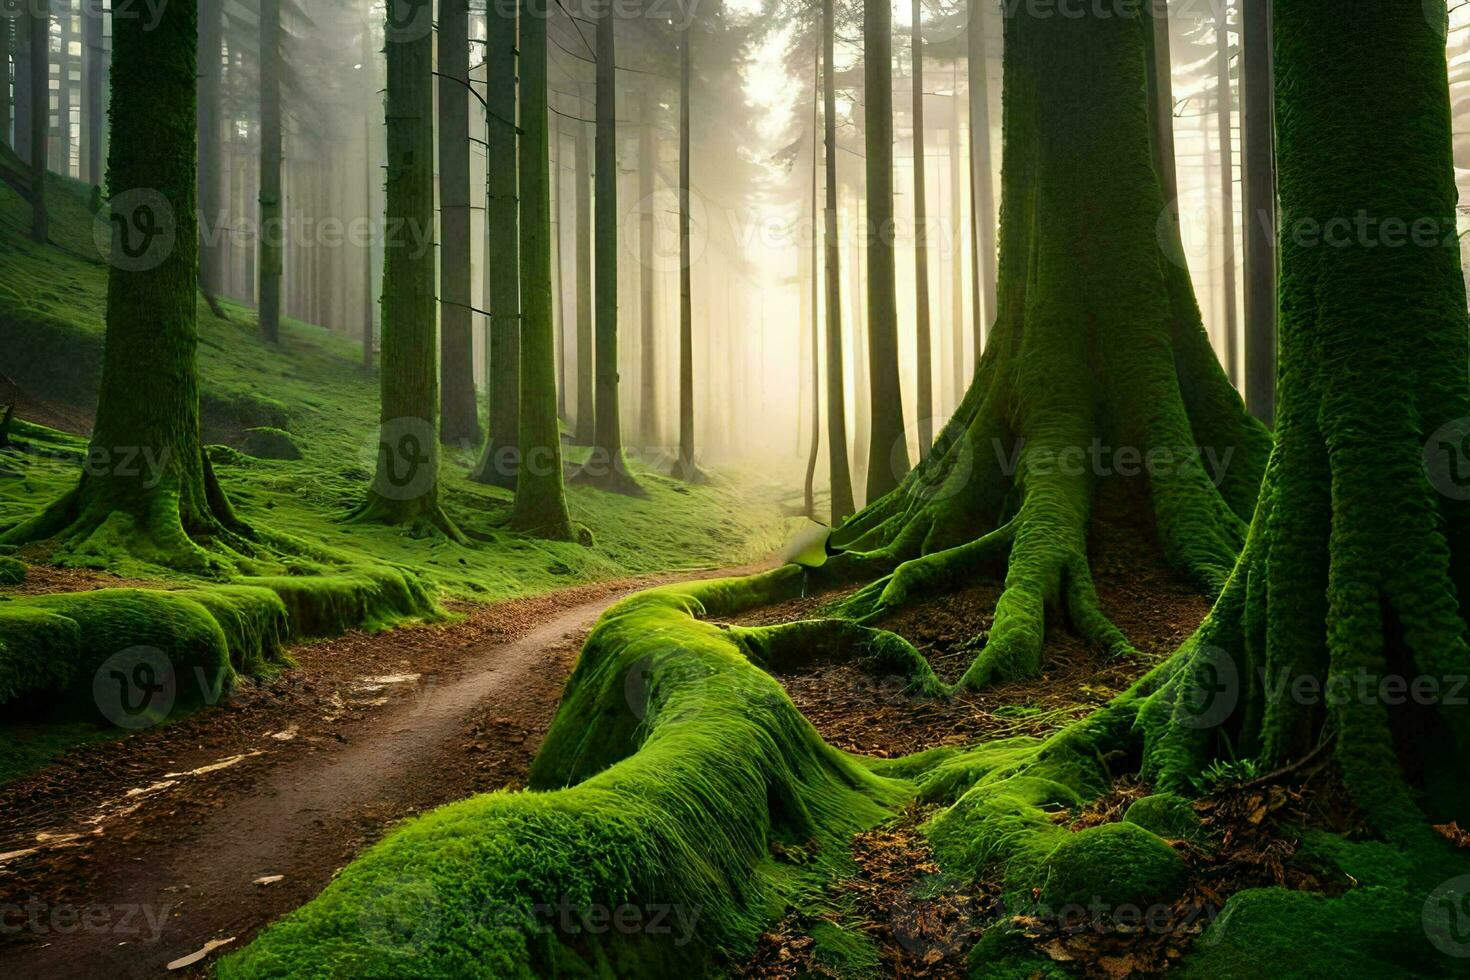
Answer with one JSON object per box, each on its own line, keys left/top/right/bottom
{"left": 240, "top": 426, "right": 303, "bottom": 461}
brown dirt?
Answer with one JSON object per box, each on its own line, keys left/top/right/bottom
{"left": 0, "top": 375, "right": 93, "bottom": 437}
{"left": 0, "top": 562, "right": 767, "bottom": 978}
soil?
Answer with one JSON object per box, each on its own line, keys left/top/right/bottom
{"left": 0, "top": 563, "right": 767, "bottom": 978}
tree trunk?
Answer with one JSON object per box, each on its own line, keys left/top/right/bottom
{"left": 822, "top": 0, "right": 855, "bottom": 522}
{"left": 352, "top": 0, "right": 462, "bottom": 539}
{"left": 84, "top": 0, "right": 104, "bottom": 185}
{"left": 1, "top": 19, "right": 10, "bottom": 150}
{"left": 361, "top": 109, "right": 375, "bottom": 371}
{"left": 257, "top": 0, "right": 283, "bottom": 343}
{"left": 57, "top": 5, "right": 71, "bottom": 177}
{"left": 949, "top": 67, "right": 965, "bottom": 406}
{"left": 1140, "top": 0, "right": 1470, "bottom": 836}
{"left": 471, "top": 5, "right": 522, "bottom": 490}
{"left": 510, "top": 0, "right": 575, "bottom": 539}
{"left": 27, "top": 2, "right": 47, "bottom": 244}
{"left": 674, "top": 12, "right": 701, "bottom": 483}
{"left": 862, "top": 0, "right": 910, "bottom": 502}
{"left": 198, "top": 0, "right": 224, "bottom": 297}
{"left": 1241, "top": 0, "right": 1275, "bottom": 425}
{"left": 13, "top": 8, "right": 29, "bottom": 164}
{"left": 438, "top": 0, "right": 481, "bottom": 448}
{"left": 826, "top": 3, "right": 1270, "bottom": 691}
{"left": 638, "top": 84, "right": 659, "bottom": 448}
{"left": 967, "top": 0, "right": 996, "bottom": 359}
{"left": 575, "top": 3, "right": 640, "bottom": 494}
{"left": 1215, "top": 0, "right": 1239, "bottom": 386}
{"left": 2, "top": 0, "right": 260, "bottom": 573}
{"left": 911, "top": 0, "right": 933, "bottom": 455}
{"left": 804, "top": 46, "right": 821, "bottom": 520}
{"left": 573, "top": 86, "right": 596, "bottom": 446}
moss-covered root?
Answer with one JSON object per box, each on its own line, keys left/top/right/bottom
{"left": 220, "top": 570, "right": 912, "bottom": 977}
{"left": 812, "top": 0, "right": 1268, "bottom": 690}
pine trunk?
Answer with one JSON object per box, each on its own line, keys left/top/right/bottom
{"left": 638, "top": 85, "right": 658, "bottom": 447}
{"left": 574, "top": 88, "right": 595, "bottom": 445}
{"left": 910, "top": 0, "right": 933, "bottom": 454}
{"left": 257, "top": 0, "right": 283, "bottom": 343}
{"left": 967, "top": 0, "right": 996, "bottom": 357}
{"left": 198, "top": 0, "right": 223, "bottom": 297}
{"left": 27, "top": 2, "right": 47, "bottom": 244}
{"left": 510, "top": 0, "right": 575, "bottom": 539}
{"left": 674, "top": 13, "right": 700, "bottom": 483}
{"left": 823, "top": 0, "right": 855, "bottom": 522}
{"left": 1241, "top": 0, "right": 1275, "bottom": 424}
{"left": 1215, "top": 0, "right": 1239, "bottom": 385}
{"left": 438, "top": 0, "right": 481, "bottom": 448}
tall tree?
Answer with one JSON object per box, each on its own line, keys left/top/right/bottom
{"left": 2, "top": 0, "right": 264, "bottom": 571}
{"left": 1214, "top": 0, "right": 1240, "bottom": 384}
{"left": 573, "top": 89, "right": 595, "bottom": 446}
{"left": 438, "top": 0, "right": 480, "bottom": 447}
{"left": 674, "top": 7, "right": 701, "bottom": 483}
{"left": 638, "top": 84, "right": 659, "bottom": 447}
{"left": 862, "top": 0, "right": 910, "bottom": 501}
{"left": 910, "top": 0, "right": 933, "bottom": 454}
{"left": 804, "top": 44, "right": 821, "bottom": 520}
{"left": 471, "top": 3, "right": 521, "bottom": 490}
{"left": 83, "top": 0, "right": 105, "bottom": 185}
{"left": 1142, "top": 0, "right": 1470, "bottom": 838}
{"left": 948, "top": 66, "right": 965, "bottom": 405}
{"left": 511, "top": 0, "right": 576, "bottom": 539}
{"left": 577, "top": 0, "right": 641, "bottom": 493}
{"left": 352, "top": 0, "right": 462, "bottom": 539}
{"left": 199, "top": 0, "right": 225, "bottom": 298}
{"left": 258, "top": 0, "right": 283, "bottom": 343}
{"left": 967, "top": 0, "right": 995, "bottom": 356}
{"left": 1241, "top": 0, "right": 1275, "bottom": 424}
{"left": 828, "top": 1, "right": 1270, "bottom": 690}
{"left": 1, "top": 18, "right": 10, "bottom": 148}
{"left": 25, "top": 2, "right": 47, "bottom": 244}
{"left": 822, "top": 0, "right": 855, "bottom": 521}
{"left": 12, "top": 6, "right": 29, "bottom": 164}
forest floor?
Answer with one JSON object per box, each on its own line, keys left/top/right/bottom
{"left": 0, "top": 562, "right": 769, "bottom": 978}
{"left": 727, "top": 487, "right": 1364, "bottom": 978}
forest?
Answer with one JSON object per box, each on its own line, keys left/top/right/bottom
{"left": 1, "top": 0, "right": 1469, "bottom": 976}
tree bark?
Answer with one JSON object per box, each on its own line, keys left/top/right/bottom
{"left": 862, "top": 0, "right": 910, "bottom": 502}
{"left": 12, "top": 7, "right": 29, "bottom": 164}
{"left": 911, "top": 0, "right": 933, "bottom": 455}
{"left": 949, "top": 67, "right": 965, "bottom": 406}
{"left": 471, "top": 3, "right": 522, "bottom": 489}
{"left": 257, "top": 0, "right": 283, "bottom": 343}
{"left": 1, "top": 18, "right": 10, "bottom": 150}
{"left": 1214, "top": 0, "right": 1239, "bottom": 386}
{"left": 438, "top": 0, "right": 481, "bottom": 448}
{"left": 804, "top": 45, "right": 821, "bottom": 520}
{"left": 84, "top": 0, "right": 105, "bottom": 186}
{"left": 822, "top": 0, "right": 855, "bottom": 522}
{"left": 198, "top": 0, "right": 224, "bottom": 297}
{"left": 573, "top": 84, "right": 596, "bottom": 446}
{"left": 27, "top": 2, "right": 47, "bottom": 244}
{"left": 638, "top": 84, "right": 659, "bottom": 448}
{"left": 674, "top": 10, "right": 701, "bottom": 483}
{"left": 352, "top": 0, "right": 462, "bottom": 539}
{"left": 1241, "top": 0, "right": 1275, "bottom": 425}
{"left": 967, "top": 0, "right": 996, "bottom": 359}
{"left": 510, "top": 0, "right": 575, "bottom": 538}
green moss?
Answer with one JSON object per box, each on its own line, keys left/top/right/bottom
{"left": 240, "top": 427, "right": 302, "bottom": 461}
{"left": 1040, "top": 822, "right": 1186, "bottom": 910}
{"left": 0, "top": 556, "right": 24, "bottom": 584}
{"left": 0, "top": 605, "right": 80, "bottom": 703}
{"left": 221, "top": 572, "right": 911, "bottom": 977}
{"left": 1123, "top": 793, "right": 1201, "bottom": 841}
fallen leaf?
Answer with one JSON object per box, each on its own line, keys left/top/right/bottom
{"left": 167, "top": 937, "right": 235, "bottom": 970}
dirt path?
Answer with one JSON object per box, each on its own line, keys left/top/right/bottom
{"left": 0, "top": 564, "right": 765, "bottom": 978}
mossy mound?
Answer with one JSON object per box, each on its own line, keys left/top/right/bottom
{"left": 220, "top": 568, "right": 912, "bottom": 977}
{"left": 0, "top": 556, "right": 24, "bottom": 585}
{"left": 1123, "top": 793, "right": 1201, "bottom": 841}
{"left": 240, "top": 426, "right": 303, "bottom": 461}
{"left": 1040, "top": 822, "right": 1187, "bottom": 911}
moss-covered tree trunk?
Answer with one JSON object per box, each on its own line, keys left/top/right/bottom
{"left": 437, "top": 0, "right": 481, "bottom": 448}
{"left": 573, "top": 3, "right": 641, "bottom": 495}
{"left": 0, "top": 0, "right": 262, "bottom": 573}
{"left": 823, "top": 0, "right": 855, "bottom": 522}
{"left": 352, "top": 0, "right": 463, "bottom": 540}
{"left": 827, "top": 2, "right": 1269, "bottom": 690}
{"left": 470, "top": 4, "right": 521, "bottom": 490}
{"left": 257, "top": 0, "right": 282, "bottom": 343}
{"left": 510, "top": 0, "right": 575, "bottom": 540}
{"left": 862, "top": 0, "right": 908, "bottom": 501}
{"left": 1139, "top": 0, "right": 1470, "bottom": 834}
